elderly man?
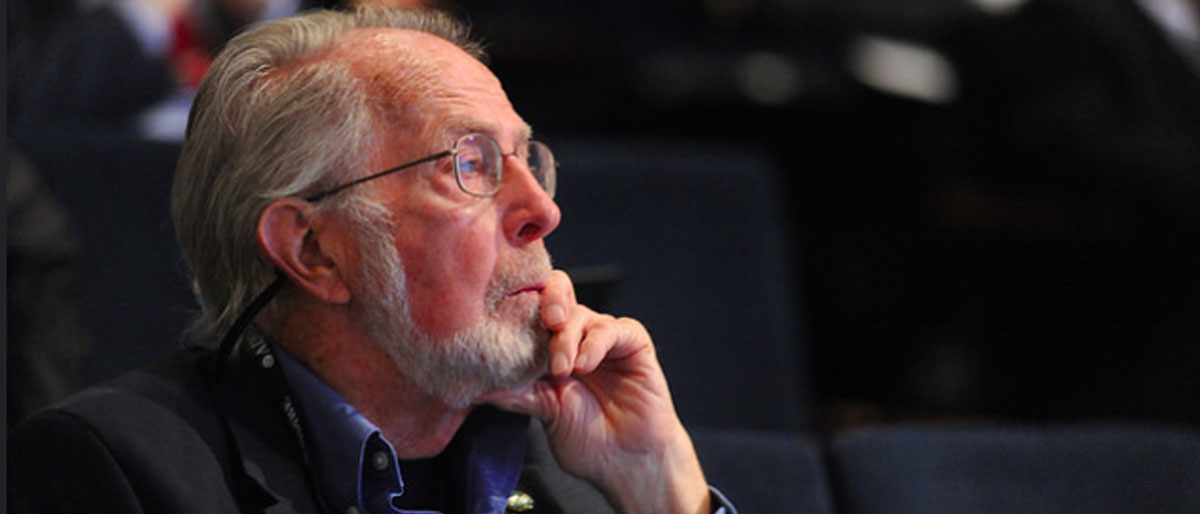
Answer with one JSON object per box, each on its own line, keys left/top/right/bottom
{"left": 9, "top": 7, "right": 736, "bottom": 514}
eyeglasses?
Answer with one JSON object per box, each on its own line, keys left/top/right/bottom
{"left": 304, "top": 133, "right": 557, "bottom": 203}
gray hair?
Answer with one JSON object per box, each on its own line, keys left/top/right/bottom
{"left": 171, "top": 6, "right": 486, "bottom": 341}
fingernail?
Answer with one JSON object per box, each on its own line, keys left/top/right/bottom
{"left": 546, "top": 305, "right": 566, "bottom": 325}
{"left": 552, "top": 353, "right": 569, "bottom": 376}
{"left": 575, "top": 353, "right": 589, "bottom": 372}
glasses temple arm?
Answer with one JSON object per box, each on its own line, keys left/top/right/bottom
{"left": 304, "top": 150, "right": 452, "bottom": 202}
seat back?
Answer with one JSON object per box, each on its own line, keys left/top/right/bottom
{"left": 692, "top": 428, "right": 836, "bottom": 514}
{"left": 829, "top": 425, "right": 1200, "bottom": 514}
{"left": 17, "top": 133, "right": 195, "bottom": 384}
{"left": 547, "top": 137, "right": 809, "bottom": 431}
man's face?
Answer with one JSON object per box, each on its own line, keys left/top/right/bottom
{"left": 336, "top": 29, "right": 562, "bottom": 405}
{"left": 351, "top": 213, "right": 553, "bottom": 408}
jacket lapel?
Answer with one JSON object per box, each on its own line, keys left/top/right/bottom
{"left": 516, "top": 420, "right": 619, "bottom": 514}
{"left": 215, "top": 336, "right": 324, "bottom": 514}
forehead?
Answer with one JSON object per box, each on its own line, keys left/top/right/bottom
{"left": 332, "top": 28, "right": 530, "bottom": 143}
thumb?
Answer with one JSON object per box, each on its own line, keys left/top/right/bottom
{"left": 477, "top": 381, "right": 554, "bottom": 420}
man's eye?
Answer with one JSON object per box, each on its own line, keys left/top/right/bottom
{"left": 458, "top": 155, "right": 485, "bottom": 175}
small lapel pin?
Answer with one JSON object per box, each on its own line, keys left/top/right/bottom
{"left": 506, "top": 490, "right": 534, "bottom": 512}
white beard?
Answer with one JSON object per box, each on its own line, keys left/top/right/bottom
{"left": 353, "top": 235, "right": 552, "bottom": 409}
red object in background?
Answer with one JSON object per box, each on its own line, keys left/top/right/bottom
{"left": 170, "top": 14, "right": 212, "bottom": 88}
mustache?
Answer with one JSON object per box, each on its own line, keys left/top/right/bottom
{"left": 486, "top": 247, "right": 553, "bottom": 310}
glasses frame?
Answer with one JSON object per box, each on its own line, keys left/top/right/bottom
{"left": 303, "top": 132, "right": 555, "bottom": 203}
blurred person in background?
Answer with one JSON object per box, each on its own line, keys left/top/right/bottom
{"left": 6, "top": 147, "right": 92, "bottom": 426}
{"left": 8, "top": 0, "right": 336, "bottom": 142}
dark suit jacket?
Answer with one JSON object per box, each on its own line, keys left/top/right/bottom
{"left": 8, "top": 341, "right": 618, "bottom": 514}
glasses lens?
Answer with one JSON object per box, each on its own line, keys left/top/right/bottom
{"left": 454, "top": 134, "right": 502, "bottom": 196}
{"left": 527, "top": 141, "right": 556, "bottom": 198}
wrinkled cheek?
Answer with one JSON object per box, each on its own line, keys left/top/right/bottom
{"left": 408, "top": 296, "right": 482, "bottom": 339}
{"left": 397, "top": 215, "right": 500, "bottom": 337}
{"left": 402, "top": 264, "right": 488, "bottom": 339}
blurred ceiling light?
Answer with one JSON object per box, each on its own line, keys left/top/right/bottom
{"left": 735, "top": 52, "right": 802, "bottom": 105}
{"left": 967, "top": 0, "right": 1030, "bottom": 16}
{"left": 847, "top": 35, "right": 959, "bottom": 104}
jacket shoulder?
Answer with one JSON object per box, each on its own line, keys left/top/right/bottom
{"left": 9, "top": 347, "right": 244, "bottom": 513}
{"left": 10, "top": 408, "right": 144, "bottom": 513}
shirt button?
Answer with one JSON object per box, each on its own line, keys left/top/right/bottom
{"left": 371, "top": 451, "right": 390, "bottom": 471}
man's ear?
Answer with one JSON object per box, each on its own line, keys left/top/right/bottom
{"left": 257, "top": 198, "right": 352, "bottom": 304}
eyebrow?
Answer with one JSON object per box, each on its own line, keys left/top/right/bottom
{"left": 441, "top": 116, "right": 534, "bottom": 148}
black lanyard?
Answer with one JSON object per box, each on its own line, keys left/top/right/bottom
{"left": 211, "top": 273, "right": 335, "bottom": 513}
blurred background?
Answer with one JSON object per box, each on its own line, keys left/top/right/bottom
{"left": 8, "top": 0, "right": 1200, "bottom": 434}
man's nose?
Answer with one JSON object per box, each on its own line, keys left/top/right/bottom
{"left": 498, "top": 157, "right": 561, "bottom": 245}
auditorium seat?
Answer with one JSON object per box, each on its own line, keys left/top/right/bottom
{"left": 828, "top": 425, "right": 1200, "bottom": 514}
{"left": 547, "top": 137, "right": 810, "bottom": 431}
{"left": 15, "top": 132, "right": 195, "bottom": 385}
{"left": 692, "top": 428, "right": 836, "bottom": 514}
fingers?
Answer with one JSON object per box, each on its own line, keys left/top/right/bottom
{"left": 543, "top": 269, "right": 581, "bottom": 378}
{"left": 539, "top": 269, "right": 654, "bottom": 378}
{"left": 548, "top": 304, "right": 586, "bottom": 377}
{"left": 550, "top": 304, "right": 613, "bottom": 377}
{"left": 540, "top": 269, "right": 575, "bottom": 330}
{"left": 573, "top": 316, "right": 648, "bottom": 374}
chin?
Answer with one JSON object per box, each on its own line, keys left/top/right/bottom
{"left": 386, "top": 312, "right": 550, "bottom": 410}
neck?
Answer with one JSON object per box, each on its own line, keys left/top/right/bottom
{"left": 273, "top": 299, "right": 472, "bottom": 459}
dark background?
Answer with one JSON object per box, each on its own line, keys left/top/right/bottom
{"left": 460, "top": 0, "right": 1200, "bottom": 429}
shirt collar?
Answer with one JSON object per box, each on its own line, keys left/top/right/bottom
{"left": 274, "top": 343, "right": 404, "bottom": 513}
{"left": 271, "top": 343, "right": 529, "bottom": 514}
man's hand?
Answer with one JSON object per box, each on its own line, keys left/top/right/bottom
{"left": 482, "top": 270, "right": 712, "bottom": 514}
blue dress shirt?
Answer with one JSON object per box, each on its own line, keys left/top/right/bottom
{"left": 273, "top": 343, "right": 736, "bottom": 514}
{"left": 274, "top": 345, "right": 526, "bottom": 514}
